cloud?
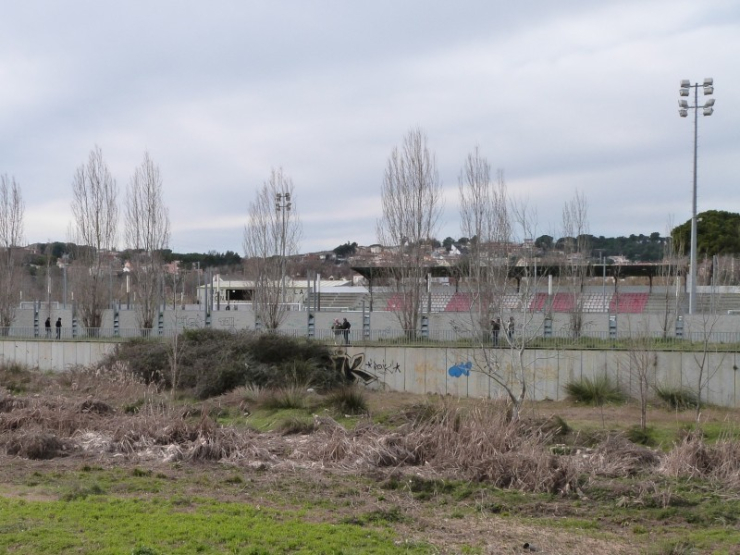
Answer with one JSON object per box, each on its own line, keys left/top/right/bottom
{"left": 1, "top": 1, "right": 738, "bottom": 254}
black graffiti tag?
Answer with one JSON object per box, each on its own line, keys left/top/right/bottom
{"left": 365, "top": 359, "right": 401, "bottom": 375}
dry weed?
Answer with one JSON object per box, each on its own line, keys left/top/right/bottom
{"left": 3, "top": 429, "right": 72, "bottom": 459}
{"left": 583, "top": 433, "right": 660, "bottom": 478}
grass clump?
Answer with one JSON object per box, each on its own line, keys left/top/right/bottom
{"left": 326, "top": 385, "right": 368, "bottom": 416}
{"left": 258, "top": 386, "right": 308, "bottom": 410}
{"left": 564, "top": 375, "right": 626, "bottom": 405}
{"left": 654, "top": 386, "right": 698, "bottom": 410}
{"left": 626, "top": 426, "right": 657, "bottom": 446}
{"left": 275, "top": 416, "right": 316, "bottom": 435}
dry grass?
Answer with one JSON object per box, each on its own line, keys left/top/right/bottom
{"left": 2, "top": 365, "right": 740, "bottom": 497}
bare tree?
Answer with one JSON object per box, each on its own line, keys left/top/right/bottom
{"left": 0, "top": 175, "right": 24, "bottom": 333}
{"left": 561, "top": 190, "right": 590, "bottom": 338}
{"left": 656, "top": 217, "right": 684, "bottom": 338}
{"left": 70, "top": 146, "right": 119, "bottom": 331}
{"left": 376, "top": 128, "right": 443, "bottom": 337}
{"left": 243, "top": 168, "right": 301, "bottom": 330}
{"left": 455, "top": 148, "right": 553, "bottom": 421}
{"left": 459, "top": 148, "right": 511, "bottom": 329}
{"left": 124, "top": 152, "right": 170, "bottom": 330}
{"left": 624, "top": 319, "right": 658, "bottom": 431}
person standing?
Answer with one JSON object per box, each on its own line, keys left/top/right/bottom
{"left": 332, "top": 318, "right": 342, "bottom": 345}
{"left": 507, "top": 316, "right": 515, "bottom": 341}
{"left": 55, "top": 317, "right": 62, "bottom": 340}
{"left": 45, "top": 317, "right": 51, "bottom": 338}
{"left": 341, "top": 318, "right": 351, "bottom": 346}
{"left": 492, "top": 317, "right": 501, "bottom": 347}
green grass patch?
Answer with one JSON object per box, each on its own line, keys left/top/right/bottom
{"left": 0, "top": 497, "right": 432, "bottom": 554}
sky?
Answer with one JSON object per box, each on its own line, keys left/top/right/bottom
{"left": 1, "top": 1, "right": 738, "bottom": 255}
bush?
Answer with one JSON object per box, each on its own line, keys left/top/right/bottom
{"left": 102, "top": 330, "right": 341, "bottom": 399}
{"left": 564, "top": 375, "right": 626, "bottom": 405}
{"left": 654, "top": 386, "right": 698, "bottom": 410}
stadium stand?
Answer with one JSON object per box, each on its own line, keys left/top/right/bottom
{"left": 610, "top": 293, "right": 649, "bottom": 313}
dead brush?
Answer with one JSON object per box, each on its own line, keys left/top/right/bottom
{"left": 661, "top": 434, "right": 740, "bottom": 488}
{"left": 0, "top": 396, "right": 100, "bottom": 436}
{"left": 402, "top": 403, "right": 580, "bottom": 493}
{"left": 61, "top": 363, "right": 156, "bottom": 405}
{"left": 183, "top": 428, "right": 241, "bottom": 461}
{"left": 583, "top": 433, "right": 660, "bottom": 478}
{"left": 3, "top": 429, "right": 72, "bottom": 459}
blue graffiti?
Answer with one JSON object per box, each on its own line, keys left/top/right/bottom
{"left": 448, "top": 361, "right": 472, "bottom": 378}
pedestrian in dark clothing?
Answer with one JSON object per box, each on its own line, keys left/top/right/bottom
{"left": 342, "top": 318, "right": 351, "bottom": 346}
{"left": 492, "top": 318, "right": 501, "bottom": 346}
{"left": 507, "top": 317, "right": 515, "bottom": 341}
{"left": 45, "top": 317, "right": 51, "bottom": 338}
{"left": 55, "top": 317, "right": 62, "bottom": 340}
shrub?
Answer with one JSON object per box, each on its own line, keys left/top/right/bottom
{"left": 654, "top": 386, "right": 698, "bottom": 410}
{"left": 564, "top": 375, "right": 626, "bottom": 405}
{"left": 103, "top": 330, "right": 340, "bottom": 399}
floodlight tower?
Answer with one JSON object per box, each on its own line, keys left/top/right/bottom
{"left": 678, "top": 78, "right": 715, "bottom": 315}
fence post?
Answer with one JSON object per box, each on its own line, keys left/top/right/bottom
{"left": 33, "top": 301, "right": 39, "bottom": 338}
{"left": 421, "top": 315, "right": 429, "bottom": 340}
{"left": 363, "top": 301, "right": 371, "bottom": 341}
{"left": 307, "top": 312, "right": 315, "bottom": 338}
{"left": 675, "top": 315, "right": 684, "bottom": 339}
{"left": 609, "top": 315, "right": 617, "bottom": 340}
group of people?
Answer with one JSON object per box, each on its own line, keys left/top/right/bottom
{"left": 44, "top": 317, "right": 63, "bottom": 339}
{"left": 332, "top": 318, "right": 352, "bottom": 345}
{"left": 491, "top": 316, "right": 514, "bottom": 346}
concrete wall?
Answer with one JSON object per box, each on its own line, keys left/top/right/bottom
{"left": 2, "top": 338, "right": 738, "bottom": 408}
{"left": 0, "top": 340, "right": 116, "bottom": 372}
{"left": 11, "top": 305, "right": 740, "bottom": 339}
{"left": 342, "top": 346, "right": 740, "bottom": 407}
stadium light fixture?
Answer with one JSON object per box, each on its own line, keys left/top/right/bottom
{"left": 678, "top": 78, "right": 716, "bottom": 315}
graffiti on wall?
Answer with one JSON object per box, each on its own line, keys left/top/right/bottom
{"left": 448, "top": 361, "right": 472, "bottom": 378}
{"left": 217, "top": 317, "right": 236, "bottom": 332}
{"left": 330, "top": 350, "right": 381, "bottom": 386}
{"left": 177, "top": 315, "right": 205, "bottom": 329}
{"left": 365, "top": 358, "right": 401, "bottom": 375}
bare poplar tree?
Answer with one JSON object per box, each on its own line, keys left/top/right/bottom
{"left": 459, "top": 149, "right": 510, "bottom": 329}
{"left": 376, "top": 128, "right": 443, "bottom": 337}
{"left": 0, "top": 175, "right": 24, "bottom": 333}
{"left": 124, "top": 152, "right": 170, "bottom": 330}
{"left": 70, "top": 146, "right": 118, "bottom": 331}
{"left": 561, "top": 190, "right": 590, "bottom": 338}
{"left": 243, "top": 168, "right": 301, "bottom": 330}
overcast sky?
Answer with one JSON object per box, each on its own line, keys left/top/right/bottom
{"left": 1, "top": 1, "right": 738, "bottom": 254}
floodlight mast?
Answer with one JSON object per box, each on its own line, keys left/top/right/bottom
{"left": 678, "top": 78, "right": 715, "bottom": 315}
